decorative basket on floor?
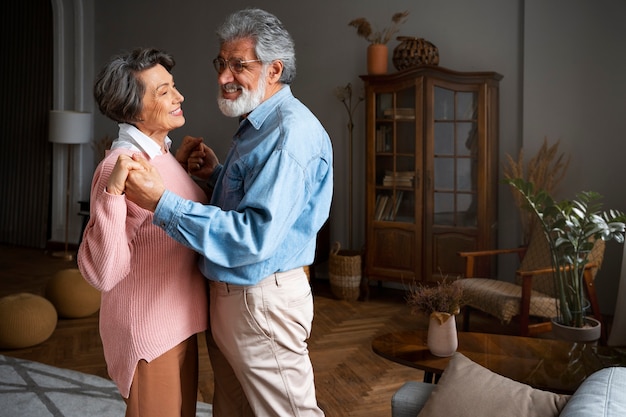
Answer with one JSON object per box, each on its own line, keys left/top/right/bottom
{"left": 328, "top": 242, "right": 362, "bottom": 301}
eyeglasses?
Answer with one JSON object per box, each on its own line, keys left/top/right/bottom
{"left": 213, "top": 57, "right": 262, "bottom": 74}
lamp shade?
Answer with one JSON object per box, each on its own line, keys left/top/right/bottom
{"left": 49, "top": 110, "right": 92, "bottom": 144}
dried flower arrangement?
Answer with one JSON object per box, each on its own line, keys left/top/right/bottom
{"left": 406, "top": 278, "right": 464, "bottom": 322}
{"left": 503, "top": 137, "right": 570, "bottom": 244}
{"left": 348, "top": 11, "right": 410, "bottom": 45}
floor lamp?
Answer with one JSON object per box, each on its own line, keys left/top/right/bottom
{"left": 49, "top": 110, "right": 92, "bottom": 261}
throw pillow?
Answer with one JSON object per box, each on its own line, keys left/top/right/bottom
{"left": 417, "top": 352, "right": 570, "bottom": 417}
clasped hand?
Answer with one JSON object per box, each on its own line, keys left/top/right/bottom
{"left": 105, "top": 154, "right": 165, "bottom": 212}
{"left": 175, "top": 135, "right": 219, "bottom": 179}
{"left": 105, "top": 136, "right": 219, "bottom": 212}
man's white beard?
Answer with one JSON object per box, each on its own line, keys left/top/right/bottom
{"left": 217, "top": 72, "right": 266, "bottom": 117}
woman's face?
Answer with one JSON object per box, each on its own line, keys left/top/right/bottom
{"left": 135, "top": 64, "right": 185, "bottom": 141}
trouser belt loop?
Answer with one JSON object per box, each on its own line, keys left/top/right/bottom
{"left": 274, "top": 273, "right": 280, "bottom": 287}
{"left": 226, "top": 283, "right": 231, "bottom": 293}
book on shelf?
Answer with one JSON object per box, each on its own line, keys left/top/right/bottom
{"left": 383, "top": 178, "right": 413, "bottom": 187}
{"left": 374, "top": 192, "right": 405, "bottom": 221}
{"left": 375, "top": 126, "right": 392, "bottom": 152}
{"left": 392, "top": 191, "right": 403, "bottom": 220}
{"left": 374, "top": 195, "right": 389, "bottom": 220}
{"left": 382, "top": 171, "right": 415, "bottom": 187}
{"left": 381, "top": 197, "right": 395, "bottom": 220}
{"left": 383, "top": 107, "right": 415, "bottom": 120}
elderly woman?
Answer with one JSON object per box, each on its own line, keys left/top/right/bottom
{"left": 77, "top": 48, "right": 208, "bottom": 417}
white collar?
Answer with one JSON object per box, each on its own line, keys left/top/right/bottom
{"left": 110, "top": 123, "right": 172, "bottom": 158}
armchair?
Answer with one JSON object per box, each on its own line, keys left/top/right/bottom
{"left": 455, "top": 226, "right": 606, "bottom": 341}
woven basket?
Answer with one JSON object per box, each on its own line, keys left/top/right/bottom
{"left": 328, "top": 242, "right": 361, "bottom": 301}
{"left": 392, "top": 36, "right": 439, "bottom": 71}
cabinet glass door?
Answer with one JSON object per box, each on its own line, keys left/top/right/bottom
{"left": 432, "top": 86, "right": 478, "bottom": 228}
{"left": 373, "top": 87, "right": 416, "bottom": 223}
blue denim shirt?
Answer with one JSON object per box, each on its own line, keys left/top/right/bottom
{"left": 153, "top": 86, "right": 333, "bottom": 285}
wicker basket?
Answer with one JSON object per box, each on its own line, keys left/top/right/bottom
{"left": 328, "top": 242, "right": 362, "bottom": 301}
{"left": 392, "top": 36, "right": 439, "bottom": 71}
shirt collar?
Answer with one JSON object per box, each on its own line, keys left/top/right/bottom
{"left": 110, "top": 123, "right": 172, "bottom": 158}
{"left": 245, "top": 85, "right": 290, "bottom": 130}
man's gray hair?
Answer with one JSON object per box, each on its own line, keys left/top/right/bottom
{"left": 216, "top": 8, "right": 296, "bottom": 84}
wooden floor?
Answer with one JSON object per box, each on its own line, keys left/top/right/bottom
{"left": 0, "top": 244, "right": 519, "bottom": 416}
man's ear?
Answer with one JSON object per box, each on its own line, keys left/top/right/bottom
{"left": 267, "top": 60, "right": 284, "bottom": 83}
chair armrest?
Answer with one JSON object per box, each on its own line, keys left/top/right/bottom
{"left": 516, "top": 261, "right": 599, "bottom": 278}
{"left": 458, "top": 247, "right": 526, "bottom": 277}
{"left": 458, "top": 247, "right": 526, "bottom": 258}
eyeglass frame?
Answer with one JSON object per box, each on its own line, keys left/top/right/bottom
{"left": 213, "top": 57, "right": 263, "bottom": 74}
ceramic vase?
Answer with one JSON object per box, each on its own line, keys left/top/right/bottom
{"left": 367, "top": 44, "right": 388, "bottom": 75}
{"left": 427, "top": 312, "right": 458, "bottom": 357}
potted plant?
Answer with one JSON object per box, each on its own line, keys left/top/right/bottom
{"left": 348, "top": 11, "right": 409, "bottom": 74}
{"left": 406, "top": 278, "right": 464, "bottom": 356}
{"left": 505, "top": 178, "right": 626, "bottom": 338}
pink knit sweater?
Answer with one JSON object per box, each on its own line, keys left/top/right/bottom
{"left": 77, "top": 148, "right": 209, "bottom": 398}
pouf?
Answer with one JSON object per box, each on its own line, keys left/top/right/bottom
{"left": 45, "top": 268, "right": 101, "bottom": 318}
{"left": 0, "top": 293, "right": 58, "bottom": 349}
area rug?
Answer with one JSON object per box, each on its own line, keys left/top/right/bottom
{"left": 0, "top": 354, "right": 212, "bottom": 417}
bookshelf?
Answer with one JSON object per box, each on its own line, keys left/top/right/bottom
{"left": 361, "top": 66, "right": 502, "bottom": 283}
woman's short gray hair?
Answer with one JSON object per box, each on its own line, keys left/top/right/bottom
{"left": 94, "top": 48, "right": 175, "bottom": 123}
{"left": 216, "top": 8, "right": 296, "bottom": 84}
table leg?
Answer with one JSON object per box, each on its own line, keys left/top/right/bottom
{"left": 423, "top": 372, "right": 441, "bottom": 384}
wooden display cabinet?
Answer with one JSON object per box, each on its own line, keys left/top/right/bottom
{"left": 360, "top": 66, "right": 502, "bottom": 284}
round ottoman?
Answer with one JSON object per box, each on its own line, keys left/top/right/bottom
{"left": 0, "top": 293, "right": 58, "bottom": 349}
{"left": 45, "top": 269, "right": 101, "bottom": 319}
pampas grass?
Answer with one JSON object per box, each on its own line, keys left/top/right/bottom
{"left": 348, "top": 11, "right": 409, "bottom": 45}
{"left": 503, "top": 137, "right": 570, "bottom": 244}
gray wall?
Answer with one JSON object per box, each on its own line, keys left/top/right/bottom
{"left": 84, "top": 0, "right": 626, "bottom": 314}
{"left": 523, "top": 1, "right": 626, "bottom": 314}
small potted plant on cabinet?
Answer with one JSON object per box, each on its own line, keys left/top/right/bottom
{"left": 506, "top": 178, "right": 626, "bottom": 341}
{"left": 348, "top": 11, "right": 409, "bottom": 74}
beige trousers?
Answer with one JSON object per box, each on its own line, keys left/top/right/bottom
{"left": 125, "top": 334, "right": 199, "bottom": 417}
{"left": 207, "top": 268, "right": 324, "bottom": 417}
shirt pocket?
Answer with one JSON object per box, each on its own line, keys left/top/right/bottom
{"left": 220, "top": 170, "right": 245, "bottom": 210}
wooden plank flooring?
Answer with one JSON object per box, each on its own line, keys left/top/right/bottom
{"left": 0, "top": 244, "right": 517, "bottom": 416}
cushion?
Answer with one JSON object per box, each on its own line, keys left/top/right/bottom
{"left": 417, "top": 352, "right": 569, "bottom": 417}
{"left": 559, "top": 367, "right": 626, "bottom": 417}
{"left": 392, "top": 381, "right": 436, "bottom": 417}
{"left": 457, "top": 278, "right": 557, "bottom": 323}
{"left": 0, "top": 293, "right": 58, "bottom": 349}
{"left": 45, "top": 269, "right": 101, "bottom": 318}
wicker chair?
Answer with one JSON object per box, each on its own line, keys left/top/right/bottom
{"left": 456, "top": 226, "right": 606, "bottom": 342}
